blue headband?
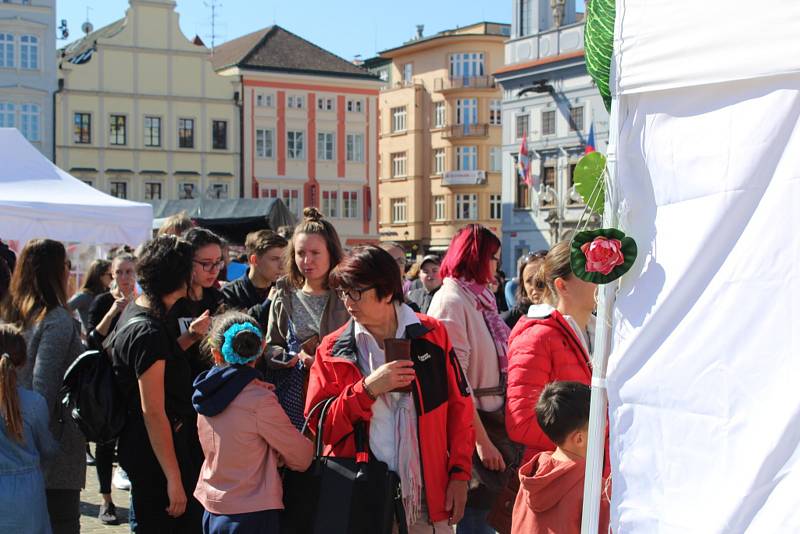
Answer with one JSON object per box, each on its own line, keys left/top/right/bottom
{"left": 220, "top": 322, "right": 263, "bottom": 364}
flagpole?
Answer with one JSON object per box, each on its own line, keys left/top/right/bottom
{"left": 581, "top": 94, "right": 620, "bottom": 534}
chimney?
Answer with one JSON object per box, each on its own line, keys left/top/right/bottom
{"left": 416, "top": 24, "right": 424, "bottom": 40}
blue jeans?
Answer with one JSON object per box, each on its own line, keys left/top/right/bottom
{"left": 456, "top": 506, "right": 496, "bottom": 534}
{"left": 203, "top": 509, "right": 280, "bottom": 534}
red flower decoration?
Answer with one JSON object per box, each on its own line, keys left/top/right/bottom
{"left": 580, "top": 236, "right": 624, "bottom": 275}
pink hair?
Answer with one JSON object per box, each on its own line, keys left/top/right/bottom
{"left": 439, "top": 224, "right": 500, "bottom": 284}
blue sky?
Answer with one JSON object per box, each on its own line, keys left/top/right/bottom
{"left": 57, "top": 1, "right": 581, "bottom": 61}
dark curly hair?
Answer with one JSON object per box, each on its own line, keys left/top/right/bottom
{"left": 136, "top": 235, "right": 193, "bottom": 318}
{"left": 183, "top": 227, "right": 223, "bottom": 254}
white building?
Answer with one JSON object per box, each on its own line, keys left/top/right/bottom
{"left": 0, "top": 0, "right": 57, "bottom": 160}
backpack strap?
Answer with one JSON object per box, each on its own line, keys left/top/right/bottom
{"left": 102, "top": 315, "right": 152, "bottom": 355}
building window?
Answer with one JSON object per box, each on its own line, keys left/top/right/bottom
{"left": 391, "top": 198, "right": 407, "bottom": 223}
{"left": 433, "top": 195, "right": 445, "bottom": 221}
{"left": 516, "top": 178, "right": 530, "bottom": 209}
{"left": 144, "top": 116, "right": 161, "bottom": 147}
{"left": 109, "top": 115, "right": 126, "bottom": 145}
{"left": 391, "top": 152, "right": 407, "bottom": 178}
{"left": 109, "top": 181, "right": 127, "bottom": 199}
{"left": 317, "top": 97, "right": 335, "bottom": 111}
{"left": 520, "top": 0, "right": 532, "bottom": 36}
{"left": 0, "top": 102, "right": 14, "bottom": 128}
{"left": 456, "top": 98, "right": 478, "bottom": 126}
{"left": 322, "top": 190, "right": 338, "bottom": 218}
{"left": 542, "top": 110, "right": 556, "bottom": 136}
{"left": 569, "top": 106, "right": 584, "bottom": 132}
{"left": 434, "top": 102, "right": 446, "bottom": 128}
{"left": 282, "top": 189, "right": 300, "bottom": 217}
{"left": 391, "top": 107, "right": 407, "bottom": 133}
{"left": 209, "top": 183, "right": 229, "bottom": 199}
{"left": 19, "top": 35, "right": 38, "bottom": 70}
{"left": 402, "top": 63, "right": 413, "bottom": 83}
{"left": 490, "top": 100, "right": 502, "bottom": 125}
{"left": 489, "top": 147, "right": 501, "bottom": 172}
{"left": 456, "top": 146, "right": 478, "bottom": 171}
{"left": 346, "top": 133, "right": 364, "bottom": 162}
{"left": 287, "top": 130, "right": 305, "bottom": 160}
{"left": 449, "top": 52, "right": 485, "bottom": 79}
{"left": 256, "top": 128, "right": 274, "bottom": 158}
{"left": 455, "top": 193, "right": 478, "bottom": 220}
{"left": 178, "top": 118, "right": 194, "bottom": 148}
{"left": 212, "top": 120, "right": 227, "bottom": 149}
{"left": 433, "top": 148, "right": 445, "bottom": 175}
{"left": 73, "top": 113, "right": 91, "bottom": 144}
{"left": 342, "top": 191, "right": 359, "bottom": 219}
{"left": 256, "top": 93, "right": 274, "bottom": 107}
{"left": 144, "top": 182, "right": 162, "bottom": 200}
{"left": 287, "top": 95, "right": 305, "bottom": 109}
{"left": 179, "top": 182, "right": 196, "bottom": 200}
{"left": 0, "top": 34, "right": 13, "bottom": 68}
{"left": 515, "top": 114, "right": 529, "bottom": 139}
{"left": 19, "top": 103, "right": 39, "bottom": 142}
{"left": 317, "top": 132, "right": 335, "bottom": 161}
{"left": 262, "top": 188, "right": 279, "bottom": 199}
{"left": 346, "top": 99, "right": 363, "bottom": 112}
{"left": 490, "top": 194, "right": 502, "bottom": 219}
{"left": 543, "top": 165, "right": 556, "bottom": 191}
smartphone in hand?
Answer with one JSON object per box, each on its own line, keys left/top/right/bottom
{"left": 268, "top": 346, "right": 294, "bottom": 366}
{"left": 384, "top": 338, "right": 413, "bottom": 392}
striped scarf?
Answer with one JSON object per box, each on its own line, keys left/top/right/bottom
{"left": 454, "top": 278, "right": 510, "bottom": 373}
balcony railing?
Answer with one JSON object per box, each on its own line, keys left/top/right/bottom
{"left": 441, "top": 123, "right": 489, "bottom": 139}
{"left": 434, "top": 76, "right": 496, "bottom": 92}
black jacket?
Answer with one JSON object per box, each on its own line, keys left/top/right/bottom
{"left": 221, "top": 275, "right": 271, "bottom": 329}
{"left": 405, "top": 286, "right": 440, "bottom": 315}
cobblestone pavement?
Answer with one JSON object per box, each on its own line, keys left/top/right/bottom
{"left": 79, "top": 461, "right": 130, "bottom": 533}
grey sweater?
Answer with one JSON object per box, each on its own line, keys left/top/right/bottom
{"left": 21, "top": 306, "right": 86, "bottom": 490}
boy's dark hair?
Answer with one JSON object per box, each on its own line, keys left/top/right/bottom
{"left": 244, "top": 229, "right": 288, "bottom": 258}
{"left": 536, "top": 381, "right": 591, "bottom": 445}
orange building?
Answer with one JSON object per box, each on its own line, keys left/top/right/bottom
{"left": 213, "top": 26, "right": 383, "bottom": 245}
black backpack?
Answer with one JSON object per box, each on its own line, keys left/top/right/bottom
{"left": 60, "top": 316, "right": 147, "bottom": 444}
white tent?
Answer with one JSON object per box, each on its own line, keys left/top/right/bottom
{"left": 601, "top": 0, "right": 800, "bottom": 531}
{"left": 0, "top": 128, "right": 152, "bottom": 246}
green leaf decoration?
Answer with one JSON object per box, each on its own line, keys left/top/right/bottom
{"left": 573, "top": 152, "right": 606, "bottom": 214}
{"left": 585, "top": 0, "right": 615, "bottom": 112}
{"left": 570, "top": 228, "right": 637, "bottom": 284}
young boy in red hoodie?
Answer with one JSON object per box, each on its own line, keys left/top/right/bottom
{"left": 511, "top": 381, "right": 610, "bottom": 534}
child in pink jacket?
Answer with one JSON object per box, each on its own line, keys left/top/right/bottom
{"left": 193, "top": 312, "right": 313, "bottom": 534}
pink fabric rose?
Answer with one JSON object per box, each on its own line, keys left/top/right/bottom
{"left": 581, "top": 237, "right": 624, "bottom": 275}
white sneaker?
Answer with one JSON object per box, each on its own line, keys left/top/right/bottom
{"left": 112, "top": 468, "right": 131, "bottom": 491}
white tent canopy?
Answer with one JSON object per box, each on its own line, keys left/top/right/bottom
{"left": 0, "top": 129, "right": 152, "bottom": 246}
{"left": 605, "top": 0, "right": 800, "bottom": 531}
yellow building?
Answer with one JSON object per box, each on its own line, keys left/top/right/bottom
{"left": 377, "top": 22, "right": 510, "bottom": 253}
{"left": 56, "top": 0, "right": 239, "bottom": 202}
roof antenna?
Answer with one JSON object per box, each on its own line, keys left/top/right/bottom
{"left": 203, "top": 0, "right": 221, "bottom": 53}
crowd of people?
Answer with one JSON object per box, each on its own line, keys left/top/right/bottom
{"left": 0, "top": 208, "right": 610, "bottom": 534}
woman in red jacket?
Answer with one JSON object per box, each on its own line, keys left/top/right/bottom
{"left": 305, "top": 246, "right": 475, "bottom": 533}
{"left": 505, "top": 241, "right": 597, "bottom": 463}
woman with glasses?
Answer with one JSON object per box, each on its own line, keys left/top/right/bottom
{"left": 501, "top": 250, "right": 550, "bottom": 329}
{"left": 172, "top": 228, "right": 225, "bottom": 379}
{"left": 304, "top": 245, "right": 475, "bottom": 532}
{"left": 427, "top": 224, "right": 519, "bottom": 534}
{"left": 264, "top": 207, "right": 349, "bottom": 429}
{"left": 505, "top": 241, "right": 598, "bottom": 465}
{"left": 67, "top": 258, "right": 111, "bottom": 335}
{"left": 2, "top": 238, "right": 86, "bottom": 534}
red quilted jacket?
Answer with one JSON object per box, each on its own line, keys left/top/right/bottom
{"left": 505, "top": 308, "right": 593, "bottom": 463}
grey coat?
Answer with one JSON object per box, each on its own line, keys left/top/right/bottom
{"left": 21, "top": 306, "right": 86, "bottom": 490}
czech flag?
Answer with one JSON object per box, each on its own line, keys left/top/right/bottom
{"left": 585, "top": 123, "right": 596, "bottom": 154}
{"left": 517, "top": 132, "right": 532, "bottom": 187}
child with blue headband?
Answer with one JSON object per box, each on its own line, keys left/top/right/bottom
{"left": 192, "top": 311, "right": 313, "bottom": 534}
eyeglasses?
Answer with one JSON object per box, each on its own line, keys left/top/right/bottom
{"left": 336, "top": 286, "right": 375, "bottom": 302}
{"left": 525, "top": 250, "right": 548, "bottom": 261}
{"left": 193, "top": 259, "right": 225, "bottom": 272}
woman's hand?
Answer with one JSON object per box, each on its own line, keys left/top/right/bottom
{"left": 297, "top": 349, "right": 314, "bottom": 367}
{"left": 476, "top": 438, "right": 506, "bottom": 472}
{"left": 445, "top": 479, "right": 469, "bottom": 525}
{"left": 363, "top": 360, "right": 415, "bottom": 396}
{"left": 165, "top": 476, "right": 187, "bottom": 517}
{"left": 188, "top": 310, "right": 211, "bottom": 339}
{"left": 109, "top": 295, "right": 129, "bottom": 317}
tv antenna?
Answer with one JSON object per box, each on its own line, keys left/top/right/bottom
{"left": 203, "top": 0, "right": 222, "bottom": 53}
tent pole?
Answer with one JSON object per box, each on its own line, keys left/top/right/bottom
{"left": 581, "top": 95, "right": 620, "bottom": 534}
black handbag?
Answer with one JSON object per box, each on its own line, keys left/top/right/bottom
{"left": 282, "top": 397, "right": 408, "bottom": 534}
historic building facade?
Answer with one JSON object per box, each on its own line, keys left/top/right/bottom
{"left": 56, "top": 0, "right": 239, "bottom": 202}
{"left": 496, "top": 0, "right": 609, "bottom": 274}
{"left": 376, "top": 22, "right": 510, "bottom": 254}
{"left": 0, "top": 0, "right": 57, "bottom": 159}
{"left": 212, "top": 26, "right": 382, "bottom": 244}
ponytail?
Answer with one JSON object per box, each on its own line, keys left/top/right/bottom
{"left": 0, "top": 325, "right": 27, "bottom": 443}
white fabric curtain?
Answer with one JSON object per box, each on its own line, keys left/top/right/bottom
{"left": 607, "top": 1, "right": 800, "bottom": 531}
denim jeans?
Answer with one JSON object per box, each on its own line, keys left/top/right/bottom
{"left": 455, "top": 506, "right": 496, "bottom": 534}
